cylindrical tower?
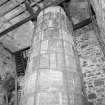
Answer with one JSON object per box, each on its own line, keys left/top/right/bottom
{"left": 21, "top": 6, "right": 84, "bottom": 105}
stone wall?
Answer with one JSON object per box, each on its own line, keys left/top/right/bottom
{"left": 0, "top": 44, "right": 16, "bottom": 105}
{"left": 0, "top": 44, "right": 15, "bottom": 80}
{"left": 74, "top": 25, "right": 105, "bottom": 105}
{"left": 91, "top": 0, "right": 105, "bottom": 44}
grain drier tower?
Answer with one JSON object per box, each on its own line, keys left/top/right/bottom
{"left": 20, "top": 6, "right": 84, "bottom": 105}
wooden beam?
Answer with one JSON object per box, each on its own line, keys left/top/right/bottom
{"left": 0, "top": 0, "right": 66, "bottom": 37}
{"left": 73, "top": 18, "right": 92, "bottom": 30}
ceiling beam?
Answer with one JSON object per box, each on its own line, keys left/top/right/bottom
{"left": 0, "top": 0, "right": 10, "bottom": 7}
{"left": 0, "top": 16, "right": 33, "bottom": 37}
{"left": 73, "top": 18, "right": 92, "bottom": 30}
{"left": 0, "top": 0, "right": 25, "bottom": 17}
{"left": 25, "top": 0, "right": 35, "bottom": 18}
{"left": 3, "top": 46, "right": 13, "bottom": 54}
{"left": 0, "top": 0, "right": 66, "bottom": 37}
{"left": 13, "top": 46, "right": 30, "bottom": 54}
